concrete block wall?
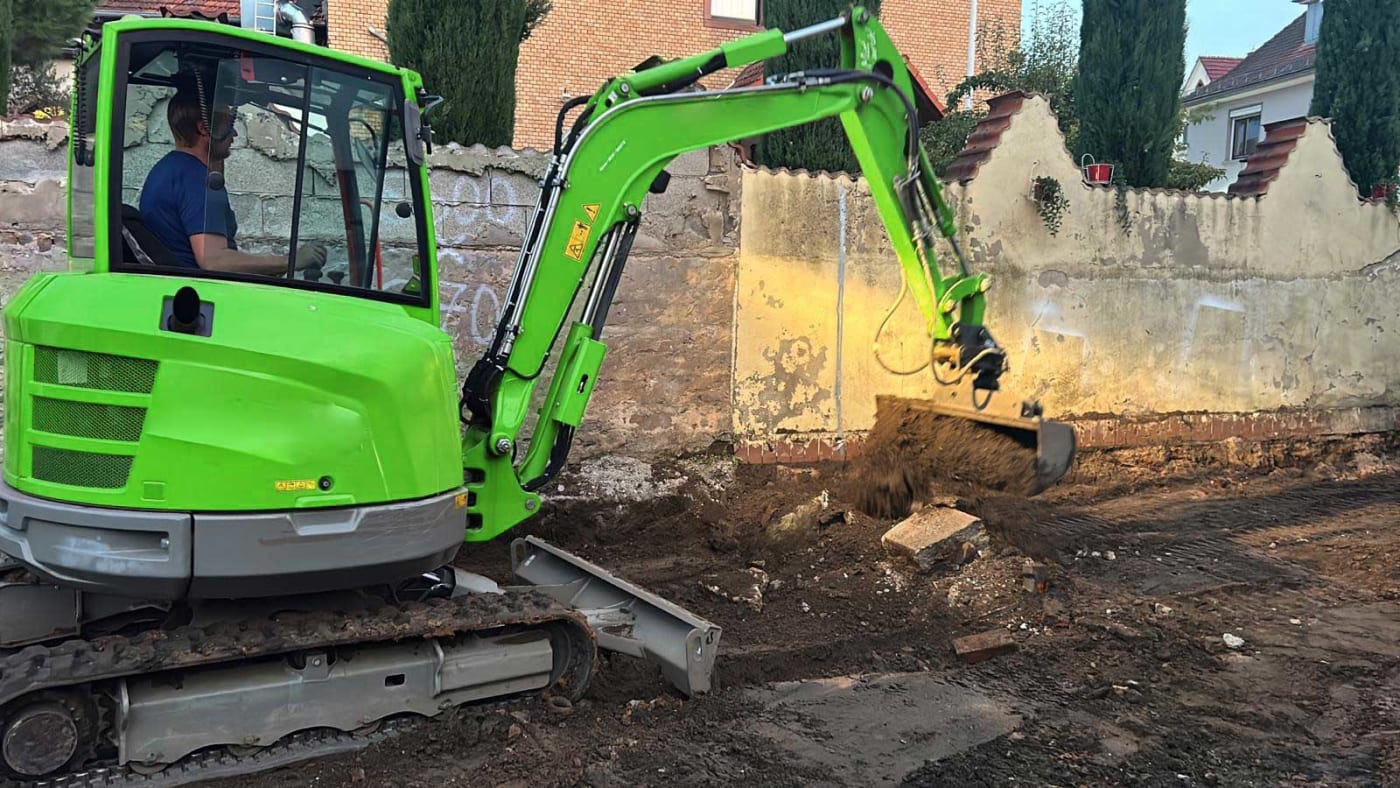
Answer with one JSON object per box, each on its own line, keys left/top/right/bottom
{"left": 733, "top": 93, "right": 1400, "bottom": 460}
{"left": 0, "top": 115, "right": 741, "bottom": 459}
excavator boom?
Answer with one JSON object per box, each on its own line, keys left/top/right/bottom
{"left": 460, "top": 6, "right": 1074, "bottom": 537}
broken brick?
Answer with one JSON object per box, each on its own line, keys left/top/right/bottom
{"left": 953, "top": 629, "right": 1018, "bottom": 664}
{"left": 882, "top": 508, "right": 988, "bottom": 572}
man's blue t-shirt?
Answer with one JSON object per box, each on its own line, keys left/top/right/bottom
{"left": 138, "top": 151, "right": 238, "bottom": 268}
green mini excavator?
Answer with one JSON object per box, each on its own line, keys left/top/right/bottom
{"left": 0, "top": 3, "right": 1073, "bottom": 783}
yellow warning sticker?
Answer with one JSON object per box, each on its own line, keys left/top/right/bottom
{"left": 455, "top": 492, "right": 469, "bottom": 509}
{"left": 565, "top": 220, "right": 592, "bottom": 262}
{"left": 275, "top": 479, "right": 318, "bottom": 492}
{"left": 582, "top": 203, "right": 601, "bottom": 222}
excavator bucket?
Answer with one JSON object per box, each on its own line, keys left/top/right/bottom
{"left": 852, "top": 387, "right": 1076, "bottom": 518}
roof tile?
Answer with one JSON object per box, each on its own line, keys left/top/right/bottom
{"left": 99, "top": 0, "right": 240, "bottom": 17}
{"left": 944, "top": 91, "right": 1024, "bottom": 184}
{"left": 1227, "top": 118, "right": 1308, "bottom": 197}
{"left": 1199, "top": 56, "right": 1244, "bottom": 81}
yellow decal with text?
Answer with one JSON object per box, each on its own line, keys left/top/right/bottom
{"left": 455, "top": 492, "right": 469, "bottom": 509}
{"left": 275, "top": 479, "right": 318, "bottom": 492}
{"left": 582, "top": 203, "right": 600, "bottom": 222}
{"left": 564, "top": 220, "right": 592, "bottom": 262}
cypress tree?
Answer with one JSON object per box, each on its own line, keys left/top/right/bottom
{"left": 11, "top": 0, "right": 94, "bottom": 67}
{"left": 386, "top": 0, "right": 550, "bottom": 147}
{"left": 1074, "top": 0, "right": 1186, "bottom": 187}
{"left": 755, "top": 0, "right": 881, "bottom": 174}
{"left": 0, "top": 0, "right": 13, "bottom": 115}
{"left": 1309, "top": 0, "right": 1400, "bottom": 196}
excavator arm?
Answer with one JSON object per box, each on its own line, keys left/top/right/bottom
{"left": 460, "top": 6, "right": 1070, "bottom": 540}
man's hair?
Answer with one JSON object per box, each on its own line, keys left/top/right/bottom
{"left": 167, "top": 89, "right": 205, "bottom": 147}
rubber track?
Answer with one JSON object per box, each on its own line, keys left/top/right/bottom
{"left": 0, "top": 589, "right": 597, "bottom": 787}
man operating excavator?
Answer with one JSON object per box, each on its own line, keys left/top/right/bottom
{"left": 139, "top": 88, "right": 326, "bottom": 275}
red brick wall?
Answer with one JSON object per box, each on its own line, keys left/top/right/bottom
{"left": 880, "top": 0, "right": 1022, "bottom": 111}
{"left": 327, "top": 1, "right": 1022, "bottom": 149}
{"left": 327, "top": 0, "right": 389, "bottom": 61}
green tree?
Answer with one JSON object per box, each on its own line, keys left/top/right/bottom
{"left": 3, "top": 0, "right": 94, "bottom": 114}
{"left": 754, "top": 0, "right": 881, "bottom": 174}
{"left": 921, "top": 1, "right": 1079, "bottom": 176}
{"left": 1309, "top": 0, "right": 1400, "bottom": 196}
{"left": 386, "top": 0, "right": 550, "bottom": 147}
{"left": 1074, "top": 0, "right": 1186, "bottom": 187}
{"left": 0, "top": 0, "right": 12, "bottom": 115}
{"left": 1165, "top": 105, "right": 1224, "bottom": 191}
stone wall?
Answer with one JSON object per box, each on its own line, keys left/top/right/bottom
{"left": 733, "top": 93, "right": 1400, "bottom": 459}
{"left": 0, "top": 114, "right": 741, "bottom": 459}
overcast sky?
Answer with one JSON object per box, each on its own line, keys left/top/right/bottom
{"left": 1021, "top": 0, "right": 1308, "bottom": 72}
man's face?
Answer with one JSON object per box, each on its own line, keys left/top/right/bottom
{"left": 206, "top": 109, "right": 236, "bottom": 161}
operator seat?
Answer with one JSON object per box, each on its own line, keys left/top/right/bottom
{"left": 119, "top": 203, "right": 179, "bottom": 267}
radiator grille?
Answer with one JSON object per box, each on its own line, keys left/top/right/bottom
{"left": 32, "top": 397, "right": 146, "bottom": 442}
{"left": 31, "top": 447, "right": 134, "bottom": 489}
{"left": 33, "top": 347, "right": 157, "bottom": 394}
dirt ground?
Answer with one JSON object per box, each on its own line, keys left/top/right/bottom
{"left": 213, "top": 432, "right": 1400, "bottom": 787}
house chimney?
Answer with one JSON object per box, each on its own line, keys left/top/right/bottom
{"left": 1295, "top": 0, "right": 1324, "bottom": 46}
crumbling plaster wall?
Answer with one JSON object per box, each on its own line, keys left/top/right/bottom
{"left": 735, "top": 94, "right": 1400, "bottom": 449}
{"left": 0, "top": 113, "right": 740, "bottom": 458}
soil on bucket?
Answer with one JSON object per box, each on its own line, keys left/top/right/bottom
{"left": 847, "top": 397, "right": 1042, "bottom": 518}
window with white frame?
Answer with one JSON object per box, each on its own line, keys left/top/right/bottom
{"left": 710, "top": 0, "right": 759, "bottom": 24}
{"left": 1230, "top": 106, "right": 1262, "bottom": 160}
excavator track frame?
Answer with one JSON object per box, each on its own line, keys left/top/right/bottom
{"left": 0, "top": 589, "right": 596, "bottom": 787}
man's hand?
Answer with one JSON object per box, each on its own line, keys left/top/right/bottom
{"left": 295, "top": 241, "right": 328, "bottom": 270}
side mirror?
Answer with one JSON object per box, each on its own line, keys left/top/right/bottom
{"left": 404, "top": 93, "right": 444, "bottom": 165}
{"left": 404, "top": 98, "right": 425, "bottom": 165}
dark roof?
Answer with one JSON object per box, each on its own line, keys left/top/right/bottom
{"left": 1185, "top": 13, "right": 1315, "bottom": 105}
{"left": 97, "top": 0, "right": 240, "bottom": 18}
{"left": 902, "top": 57, "right": 945, "bottom": 123}
{"left": 944, "top": 91, "right": 1025, "bottom": 183}
{"left": 1227, "top": 117, "right": 1308, "bottom": 197}
{"left": 726, "top": 62, "right": 764, "bottom": 89}
{"left": 1199, "top": 56, "right": 1244, "bottom": 81}
{"left": 96, "top": 1, "right": 327, "bottom": 23}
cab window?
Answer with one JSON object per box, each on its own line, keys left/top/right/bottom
{"left": 114, "top": 38, "right": 426, "bottom": 303}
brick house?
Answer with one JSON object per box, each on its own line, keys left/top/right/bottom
{"left": 329, "top": 0, "right": 1021, "bottom": 149}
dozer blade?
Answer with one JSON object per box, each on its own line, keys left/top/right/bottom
{"left": 511, "top": 536, "right": 722, "bottom": 696}
{"left": 853, "top": 386, "right": 1076, "bottom": 517}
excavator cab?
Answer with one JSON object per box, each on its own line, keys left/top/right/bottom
{"left": 110, "top": 32, "right": 426, "bottom": 295}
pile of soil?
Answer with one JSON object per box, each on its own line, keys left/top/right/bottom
{"left": 847, "top": 396, "right": 1042, "bottom": 518}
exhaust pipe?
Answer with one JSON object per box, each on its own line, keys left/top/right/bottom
{"left": 276, "top": 0, "right": 314, "bottom": 44}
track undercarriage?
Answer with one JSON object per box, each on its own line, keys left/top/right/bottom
{"left": 0, "top": 538, "right": 718, "bottom": 787}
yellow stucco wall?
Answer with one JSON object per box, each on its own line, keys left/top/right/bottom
{"left": 734, "top": 95, "right": 1400, "bottom": 443}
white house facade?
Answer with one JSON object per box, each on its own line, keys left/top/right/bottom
{"left": 1181, "top": 0, "right": 1322, "bottom": 192}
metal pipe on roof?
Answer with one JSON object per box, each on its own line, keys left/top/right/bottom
{"left": 276, "top": 0, "right": 314, "bottom": 44}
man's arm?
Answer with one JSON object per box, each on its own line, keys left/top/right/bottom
{"left": 190, "top": 233, "right": 287, "bottom": 275}
{"left": 190, "top": 234, "right": 327, "bottom": 276}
